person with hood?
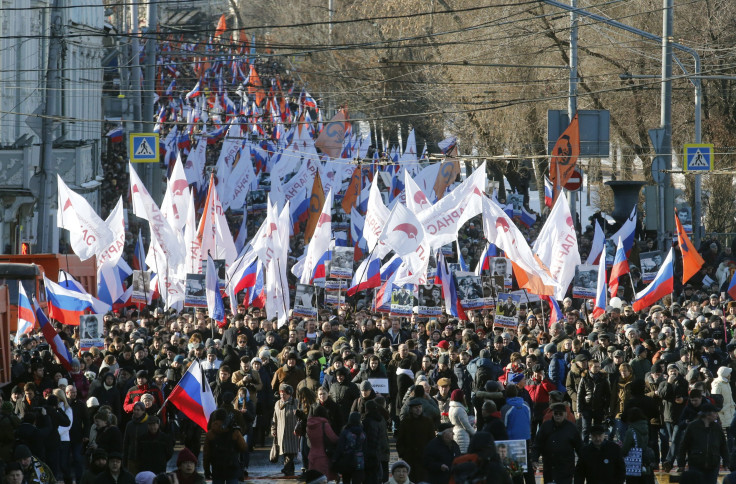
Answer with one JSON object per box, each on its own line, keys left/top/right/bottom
{"left": 574, "top": 424, "right": 626, "bottom": 484}
{"left": 351, "top": 380, "right": 377, "bottom": 417}
{"left": 464, "top": 432, "right": 513, "bottom": 484}
{"left": 545, "top": 343, "right": 567, "bottom": 393}
{"left": 620, "top": 407, "right": 652, "bottom": 483}
{"left": 399, "top": 383, "right": 441, "bottom": 427}
{"left": 271, "top": 352, "right": 306, "bottom": 393}
{"left": 362, "top": 399, "right": 389, "bottom": 484}
{"left": 500, "top": 385, "right": 531, "bottom": 442}
{"left": 232, "top": 357, "right": 263, "bottom": 407}
{"left": 122, "top": 402, "right": 150, "bottom": 474}
{"left": 271, "top": 383, "right": 301, "bottom": 476}
{"left": 329, "top": 367, "right": 360, "bottom": 424}
{"left": 565, "top": 354, "right": 588, "bottom": 422}
{"left": 69, "top": 359, "right": 90, "bottom": 399}
{"left": 297, "top": 355, "right": 323, "bottom": 395}
{"left": 533, "top": 402, "right": 582, "bottom": 484}
{"left": 174, "top": 448, "right": 205, "bottom": 484}
{"left": 448, "top": 390, "right": 475, "bottom": 453}
{"left": 80, "top": 448, "right": 109, "bottom": 484}
{"left": 711, "top": 366, "right": 735, "bottom": 428}
{"left": 423, "top": 422, "right": 461, "bottom": 484}
{"left": 203, "top": 408, "right": 248, "bottom": 484}
{"left": 306, "top": 405, "right": 339, "bottom": 482}
{"left": 352, "top": 354, "right": 387, "bottom": 386}
{"left": 333, "top": 412, "right": 367, "bottom": 484}
{"left": 396, "top": 399, "right": 436, "bottom": 483}
{"left": 92, "top": 371, "right": 122, "bottom": 423}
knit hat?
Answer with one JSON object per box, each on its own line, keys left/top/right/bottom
{"left": 347, "top": 411, "right": 361, "bottom": 427}
{"left": 13, "top": 445, "right": 32, "bottom": 460}
{"left": 509, "top": 373, "right": 525, "bottom": 384}
{"left": 437, "top": 340, "right": 450, "bottom": 350}
{"left": 176, "top": 448, "right": 197, "bottom": 465}
{"left": 135, "top": 471, "right": 156, "bottom": 484}
{"left": 360, "top": 380, "right": 372, "bottom": 391}
{"left": 450, "top": 389, "right": 464, "bottom": 402}
{"left": 391, "top": 460, "right": 411, "bottom": 474}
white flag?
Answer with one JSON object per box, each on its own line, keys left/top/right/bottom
{"left": 363, "top": 175, "right": 390, "bottom": 254}
{"left": 57, "top": 175, "right": 113, "bottom": 261}
{"left": 161, "top": 156, "right": 191, "bottom": 232}
{"left": 532, "top": 191, "right": 581, "bottom": 300}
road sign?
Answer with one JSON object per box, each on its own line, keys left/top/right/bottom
{"left": 564, "top": 167, "right": 583, "bottom": 191}
{"left": 651, "top": 156, "right": 666, "bottom": 184}
{"left": 129, "top": 133, "right": 159, "bottom": 163}
{"left": 684, "top": 143, "right": 713, "bottom": 171}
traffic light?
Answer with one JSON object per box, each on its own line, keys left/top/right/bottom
{"left": 20, "top": 242, "right": 30, "bottom": 255}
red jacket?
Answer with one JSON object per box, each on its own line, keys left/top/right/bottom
{"left": 123, "top": 383, "right": 165, "bottom": 413}
{"left": 525, "top": 377, "right": 556, "bottom": 404}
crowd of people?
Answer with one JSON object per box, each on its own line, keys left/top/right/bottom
{"left": 5, "top": 230, "right": 736, "bottom": 484}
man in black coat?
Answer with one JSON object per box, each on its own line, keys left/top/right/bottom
{"left": 328, "top": 367, "right": 360, "bottom": 425}
{"left": 135, "top": 416, "right": 174, "bottom": 475}
{"left": 533, "top": 402, "right": 582, "bottom": 484}
{"left": 66, "top": 384, "right": 90, "bottom": 484}
{"left": 423, "top": 423, "right": 461, "bottom": 484}
{"left": 93, "top": 451, "right": 135, "bottom": 484}
{"left": 574, "top": 424, "right": 625, "bottom": 483}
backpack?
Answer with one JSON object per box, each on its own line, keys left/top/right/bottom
{"left": 209, "top": 428, "right": 240, "bottom": 478}
{"left": 449, "top": 453, "right": 488, "bottom": 484}
{"left": 333, "top": 428, "right": 365, "bottom": 472}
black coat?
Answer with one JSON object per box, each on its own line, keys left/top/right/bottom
{"left": 329, "top": 380, "right": 360, "bottom": 425}
{"left": 93, "top": 469, "right": 135, "bottom": 484}
{"left": 480, "top": 414, "right": 509, "bottom": 442}
{"left": 423, "top": 436, "right": 461, "bottom": 484}
{"left": 533, "top": 419, "right": 582, "bottom": 482}
{"left": 136, "top": 429, "right": 174, "bottom": 474}
{"left": 69, "top": 399, "right": 91, "bottom": 441}
{"left": 679, "top": 418, "right": 729, "bottom": 470}
{"left": 574, "top": 440, "right": 626, "bottom": 484}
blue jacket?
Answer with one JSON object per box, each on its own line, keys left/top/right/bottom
{"left": 548, "top": 352, "right": 567, "bottom": 393}
{"left": 501, "top": 396, "right": 531, "bottom": 441}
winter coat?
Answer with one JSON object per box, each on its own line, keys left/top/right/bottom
{"left": 548, "top": 352, "right": 568, "bottom": 392}
{"left": 480, "top": 412, "right": 509, "bottom": 441}
{"left": 449, "top": 400, "right": 475, "bottom": 453}
{"left": 272, "top": 397, "right": 300, "bottom": 455}
{"left": 678, "top": 418, "right": 729, "bottom": 470}
{"left": 396, "top": 413, "right": 435, "bottom": 483}
{"left": 574, "top": 440, "right": 626, "bottom": 484}
{"left": 312, "top": 397, "right": 344, "bottom": 436}
{"left": 534, "top": 418, "right": 582, "bottom": 482}
{"left": 525, "top": 377, "right": 557, "bottom": 420}
{"left": 91, "top": 380, "right": 122, "bottom": 422}
{"left": 422, "top": 435, "right": 461, "bottom": 484}
{"left": 271, "top": 364, "right": 306, "bottom": 393}
{"left": 306, "top": 416, "right": 339, "bottom": 481}
{"left": 351, "top": 365, "right": 387, "bottom": 385}
{"left": 232, "top": 367, "right": 263, "bottom": 407}
{"left": 435, "top": 394, "right": 451, "bottom": 424}
{"left": 629, "top": 356, "right": 652, "bottom": 382}
{"left": 123, "top": 383, "right": 164, "bottom": 414}
{"left": 621, "top": 419, "right": 649, "bottom": 462}
{"left": 122, "top": 413, "right": 150, "bottom": 473}
{"left": 93, "top": 468, "right": 135, "bottom": 484}
{"left": 399, "top": 392, "right": 441, "bottom": 428}
{"left": 95, "top": 425, "right": 123, "bottom": 454}
{"left": 612, "top": 374, "right": 634, "bottom": 419}
{"left": 473, "top": 358, "right": 502, "bottom": 392}
{"left": 501, "top": 397, "right": 531, "bottom": 441}
{"left": 0, "top": 411, "right": 20, "bottom": 461}
{"left": 395, "top": 368, "right": 415, "bottom": 410}
{"left": 329, "top": 379, "right": 360, "bottom": 424}
{"left": 350, "top": 390, "right": 376, "bottom": 416}
{"left": 577, "top": 371, "right": 611, "bottom": 417}
{"left": 202, "top": 419, "right": 248, "bottom": 480}
{"left": 566, "top": 364, "right": 585, "bottom": 412}
{"left": 362, "top": 407, "right": 389, "bottom": 463}
{"left": 136, "top": 429, "right": 174, "bottom": 474}
{"left": 712, "top": 367, "right": 735, "bottom": 426}
{"left": 657, "top": 374, "right": 689, "bottom": 423}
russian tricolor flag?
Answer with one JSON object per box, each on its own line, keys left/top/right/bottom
{"left": 437, "top": 252, "right": 466, "bottom": 319}
{"left": 106, "top": 126, "right": 124, "bottom": 143}
{"left": 167, "top": 360, "right": 217, "bottom": 431}
{"left": 232, "top": 258, "right": 259, "bottom": 295}
{"left": 474, "top": 243, "right": 498, "bottom": 275}
{"left": 633, "top": 248, "right": 674, "bottom": 312}
{"left": 541, "top": 295, "right": 564, "bottom": 328}
{"left": 608, "top": 237, "right": 629, "bottom": 297}
{"left": 33, "top": 297, "right": 73, "bottom": 371}
{"left": 727, "top": 269, "right": 736, "bottom": 301}
{"left": 544, "top": 176, "right": 553, "bottom": 208}
{"left": 518, "top": 206, "right": 537, "bottom": 228}
{"left": 133, "top": 229, "right": 147, "bottom": 271}
{"left": 348, "top": 254, "right": 381, "bottom": 296}
{"left": 248, "top": 263, "right": 265, "bottom": 308}
{"left": 16, "top": 282, "right": 35, "bottom": 343}
{"left": 44, "top": 275, "right": 110, "bottom": 326}
{"left": 311, "top": 249, "right": 332, "bottom": 283}
{"left": 57, "top": 270, "right": 86, "bottom": 293}
{"left": 374, "top": 272, "right": 396, "bottom": 312}
{"left": 592, "top": 254, "right": 607, "bottom": 319}
{"left": 380, "top": 255, "right": 403, "bottom": 281}
{"left": 206, "top": 254, "right": 226, "bottom": 328}
{"left": 185, "top": 80, "right": 202, "bottom": 100}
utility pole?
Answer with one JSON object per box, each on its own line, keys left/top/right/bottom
{"left": 568, "top": 0, "right": 579, "bottom": 228}
{"left": 142, "top": 0, "right": 160, "bottom": 202}
{"left": 658, "top": 0, "right": 673, "bottom": 252}
{"left": 37, "top": 0, "right": 62, "bottom": 253}
{"left": 130, "top": 0, "right": 143, "bottom": 133}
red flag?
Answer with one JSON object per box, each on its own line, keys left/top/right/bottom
{"left": 315, "top": 109, "right": 347, "bottom": 158}
{"left": 214, "top": 15, "right": 227, "bottom": 38}
{"left": 433, "top": 159, "right": 461, "bottom": 201}
{"left": 304, "top": 171, "right": 325, "bottom": 243}
{"left": 675, "top": 208, "right": 704, "bottom": 284}
{"left": 549, "top": 113, "right": 580, "bottom": 201}
{"left": 247, "top": 64, "right": 265, "bottom": 106}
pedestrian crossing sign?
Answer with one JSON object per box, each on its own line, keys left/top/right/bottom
{"left": 129, "top": 133, "right": 159, "bottom": 163}
{"left": 683, "top": 143, "right": 713, "bottom": 172}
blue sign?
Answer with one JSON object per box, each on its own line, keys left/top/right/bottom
{"left": 684, "top": 143, "right": 713, "bottom": 172}
{"left": 129, "top": 133, "right": 159, "bottom": 163}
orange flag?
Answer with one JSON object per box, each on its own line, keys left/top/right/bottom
{"left": 675, "top": 208, "right": 704, "bottom": 283}
{"left": 549, "top": 113, "right": 580, "bottom": 201}
{"left": 341, "top": 168, "right": 361, "bottom": 214}
{"left": 247, "top": 64, "right": 265, "bottom": 106}
{"left": 214, "top": 15, "right": 227, "bottom": 38}
{"left": 433, "top": 159, "right": 461, "bottom": 201}
{"left": 315, "top": 109, "right": 347, "bottom": 158}
{"left": 304, "top": 171, "right": 325, "bottom": 243}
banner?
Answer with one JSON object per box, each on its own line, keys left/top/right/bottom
{"left": 572, "top": 264, "right": 598, "bottom": 299}
{"left": 79, "top": 314, "right": 104, "bottom": 352}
